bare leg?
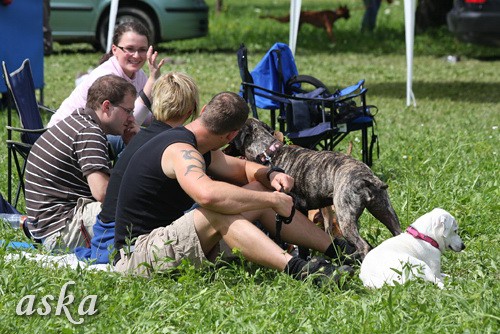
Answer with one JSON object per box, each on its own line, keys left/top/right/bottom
{"left": 239, "top": 181, "right": 333, "bottom": 253}
{"left": 245, "top": 208, "right": 332, "bottom": 252}
{"left": 193, "top": 208, "right": 292, "bottom": 271}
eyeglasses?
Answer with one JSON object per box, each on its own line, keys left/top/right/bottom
{"left": 113, "top": 104, "right": 135, "bottom": 115}
{"left": 116, "top": 45, "right": 148, "bottom": 55}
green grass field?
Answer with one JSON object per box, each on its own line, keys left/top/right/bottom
{"left": 1, "top": 0, "right": 499, "bottom": 332}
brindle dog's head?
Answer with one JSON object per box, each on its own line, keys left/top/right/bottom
{"left": 223, "top": 118, "right": 277, "bottom": 162}
{"left": 336, "top": 5, "right": 350, "bottom": 20}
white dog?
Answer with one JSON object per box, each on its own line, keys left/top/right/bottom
{"left": 359, "top": 208, "right": 465, "bottom": 289}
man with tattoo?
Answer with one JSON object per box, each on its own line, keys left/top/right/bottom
{"left": 113, "top": 92, "right": 353, "bottom": 285}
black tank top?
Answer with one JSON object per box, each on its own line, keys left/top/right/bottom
{"left": 99, "top": 119, "right": 171, "bottom": 223}
{"left": 114, "top": 126, "right": 211, "bottom": 249}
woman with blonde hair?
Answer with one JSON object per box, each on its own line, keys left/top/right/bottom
{"left": 75, "top": 71, "right": 199, "bottom": 264}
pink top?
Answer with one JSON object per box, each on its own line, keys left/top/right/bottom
{"left": 48, "top": 56, "right": 151, "bottom": 127}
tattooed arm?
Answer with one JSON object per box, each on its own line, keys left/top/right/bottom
{"left": 207, "top": 150, "right": 294, "bottom": 192}
{"left": 161, "top": 142, "right": 293, "bottom": 216}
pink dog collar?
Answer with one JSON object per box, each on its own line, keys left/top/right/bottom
{"left": 406, "top": 226, "right": 440, "bottom": 249}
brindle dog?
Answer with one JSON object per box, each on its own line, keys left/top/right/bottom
{"left": 224, "top": 118, "right": 401, "bottom": 259}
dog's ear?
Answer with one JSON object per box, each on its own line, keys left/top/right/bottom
{"left": 435, "top": 215, "right": 446, "bottom": 238}
{"left": 440, "top": 214, "right": 455, "bottom": 238}
{"left": 273, "top": 130, "right": 285, "bottom": 143}
{"left": 432, "top": 208, "right": 455, "bottom": 238}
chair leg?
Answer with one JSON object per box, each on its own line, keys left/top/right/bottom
{"left": 14, "top": 159, "right": 28, "bottom": 209}
{"left": 368, "top": 131, "right": 377, "bottom": 167}
{"left": 11, "top": 146, "right": 29, "bottom": 210}
{"left": 12, "top": 150, "right": 23, "bottom": 209}
{"left": 331, "top": 133, "right": 348, "bottom": 151}
{"left": 361, "top": 126, "right": 369, "bottom": 166}
{"left": 7, "top": 145, "right": 13, "bottom": 205}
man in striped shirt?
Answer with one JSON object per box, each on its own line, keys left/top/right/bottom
{"left": 25, "top": 74, "right": 137, "bottom": 251}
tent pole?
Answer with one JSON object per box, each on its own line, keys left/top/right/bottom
{"left": 289, "top": 0, "right": 302, "bottom": 56}
{"left": 107, "top": 0, "right": 120, "bottom": 52}
{"left": 404, "top": 0, "right": 417, "bottom": 107}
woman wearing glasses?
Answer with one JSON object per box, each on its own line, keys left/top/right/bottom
{"left": 48, "top": 21, "right": 166, "bottom": 155}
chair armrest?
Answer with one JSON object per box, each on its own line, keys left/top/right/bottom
{"left": 6, "top": 126, "right": 47, "bottom": 134}
{"left": 335, "top": 88, "right": 368, "bottom": 104}
{"left": 337, "top": 79, "right": 365, "bottom": 97}
{"left": 38, "top": 104, "right": 56, "bottom": 114}
{"left": 6, "top": 139, "right": 33, "bottom": 147}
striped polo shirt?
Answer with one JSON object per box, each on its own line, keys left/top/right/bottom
{"left": 25, "top": 108, "right": 111, "bottom": 239}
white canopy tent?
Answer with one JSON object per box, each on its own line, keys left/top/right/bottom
{"left": 289, "top": 0, "right": 416, "bottom": 106}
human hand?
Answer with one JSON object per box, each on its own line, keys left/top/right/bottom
{"left": 122, "top": 123, "right": 140, "bottom": 145}
{"left": 146, "top": 45, "right": 166, "bottom": 80}
{"left": 269, "top": 171, "right": 294, "bottom": 193}
{"left": 273, "top": 190, "right": 294, "bottom": 217}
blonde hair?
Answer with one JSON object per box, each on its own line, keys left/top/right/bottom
{"left": 151, "top": 72, "right": 199, "bottom": 123}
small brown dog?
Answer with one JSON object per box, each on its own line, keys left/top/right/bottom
{"left": 261, "top": 5, "right": 350, "bottom": 42}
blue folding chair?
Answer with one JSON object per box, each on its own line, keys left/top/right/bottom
{"left": 2, "top": 59, "right": 54, "bottom": 209}
{"left": 237, "top": 43, "right": 378, "bottom": 166}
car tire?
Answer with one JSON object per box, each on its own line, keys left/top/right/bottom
{"left": 97, "top": 6, "right": 156, "bottom": 52}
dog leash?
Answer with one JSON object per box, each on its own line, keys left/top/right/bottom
{"left": 258, "top": 149, "right": 295, "bottom": 244}
{"left": 275, "top": 186, "right": 296, "bottom": 244}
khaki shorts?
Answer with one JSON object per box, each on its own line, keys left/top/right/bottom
{"left": 114, "top": 210, "right": 207, "bottom": 277}
{"left": 43, "top": 198, "right": 101, "bottom": 252}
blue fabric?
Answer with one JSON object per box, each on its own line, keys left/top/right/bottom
{"left": 352, "top": 116, "right": 374, "bottom": 124}
{"left": 0, "top": 192, "right": 20, "bottom": 214}
{"left": 338, "top": 80, "right": 365, "bottom": 97}
{"left": 4, "top": 59, "right": 45, "bottom": 145}
{"left": 74, "top": 215, "right": 115, "bottom": 264}
{"left": 0, "top": 240, "right": 36, "bottom": 249}
{"left": 106, "top": 134, "right": 126, "bottom": 160}
{"left": 287, "top": 122, "right": 332, "bottom": 139}
{"left": 251, "top": 42, "right": 299, "bottom": 109}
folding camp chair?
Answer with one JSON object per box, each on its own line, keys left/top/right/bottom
{"left": 2, "top": 59, "right": 54, "bottom": 210}
{"left": 237, "top": 43, "right": 378, "bottom": 166}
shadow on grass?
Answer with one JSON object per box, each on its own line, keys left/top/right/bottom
{"left": 51, "top": 25, "right": 500, "bottom": 59}
{"left": 369, "top": 81, "right": 500, "bottom": 103}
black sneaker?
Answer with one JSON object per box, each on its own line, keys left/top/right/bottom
{"left": 297, "top": 257, "right": 354, "bottom": 287}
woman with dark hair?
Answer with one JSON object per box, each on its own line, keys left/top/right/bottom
{"left": 48, "top": 21, "right": 166, "bottom": 152}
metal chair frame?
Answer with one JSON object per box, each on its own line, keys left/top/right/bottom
{"left": 237, "top": 43, "right": 377, "bottom": 165}
{"left": 2, "top": 59, "right": 53, "bottom": 209}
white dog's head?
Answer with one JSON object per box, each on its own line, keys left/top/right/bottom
{"left": 411, "top": 208, "right": 466, "bottom": 253}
